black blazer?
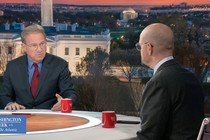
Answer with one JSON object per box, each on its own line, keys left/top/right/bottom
{"left": 0, "top": 53, "right": 76, "bottom": 109}
{"left": 137, "top": 59, "right": 205, "bottom": 140}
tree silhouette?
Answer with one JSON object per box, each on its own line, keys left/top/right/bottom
{"left": 77, "top": 48, "right": 110, "bottom": 111}
{"left": 78, "top": 47, "right": 110, "bottom": 76}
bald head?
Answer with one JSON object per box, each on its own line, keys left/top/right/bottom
{"left": 140, "top": 23, "right": 174, "bottom": 51}
{"left": 139, "top": 23, "right": 174, "bottom": 68}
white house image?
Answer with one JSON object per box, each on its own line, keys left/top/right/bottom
{"left": 0, "top": 23, "right": 111, "bottom": 76}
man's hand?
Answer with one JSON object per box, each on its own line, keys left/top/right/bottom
{"left": 4, "top": 102, "right": 26, "bottom": 110}
{"left": 51, "top": 93, "right": 63, "bottom": 111}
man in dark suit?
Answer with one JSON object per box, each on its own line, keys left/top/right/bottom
{"left": 135, "top": 23, "right": 204, "bottom": 140}
{"left": 0, "top": 24, "right": 76, "bottom": 111}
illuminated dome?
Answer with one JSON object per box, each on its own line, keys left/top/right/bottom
{"left": 122, "top": 8, "right": 136, "bottom": 14}
{"left": 121, "top": 8, "right": 138, "bottom": 20}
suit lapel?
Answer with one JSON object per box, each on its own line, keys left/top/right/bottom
{"left": 20, "top": 55, "right": 33, "bottom": 98}
{"left": 35, "top": 54, "right": 50, "bottom": 97}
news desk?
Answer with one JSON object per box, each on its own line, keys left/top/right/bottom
{"left": 0, "top": 109, "right": 140, "bottom": 140}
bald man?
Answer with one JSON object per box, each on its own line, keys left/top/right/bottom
{"left": 136, "top": 23, "right": 204, "bottom": 140}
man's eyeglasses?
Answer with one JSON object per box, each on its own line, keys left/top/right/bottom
{"left": 135, "top": 43, "right": 141, "bottom": 51}
{"left": 26, "top": 41, "right": 47, "bottom": 50}
{"left": 136, "top": 42, "right": 148, "bottom": 51}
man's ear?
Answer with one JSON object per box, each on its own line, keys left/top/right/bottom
{"left": 147, "top": 43, "right": 153, "bottom": 56}
{"left": 21, "top": 43, "right": 26, "bottom": 53}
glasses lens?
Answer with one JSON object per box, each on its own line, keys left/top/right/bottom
{"left": 40, "top": 42, "right": 46, "bottom": 48}
{"left": 136, "top": 43, "right": 140, "bottom": 51}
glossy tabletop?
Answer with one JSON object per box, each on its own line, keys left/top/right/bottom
{"left": 0, "top": 109, "right": 140, "bottom": 140}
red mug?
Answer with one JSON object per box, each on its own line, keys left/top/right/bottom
{"left": 61, "top": 99, "right": 72, "bottom": 113}
{"left": 102, "top": 111, "right": 116, "bottom": 128}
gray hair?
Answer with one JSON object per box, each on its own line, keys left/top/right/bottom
{"left": 21, "top": 24, "right": 46, "bottom": 44}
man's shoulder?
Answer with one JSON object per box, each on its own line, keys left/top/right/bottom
{"left": 45, "top": 53, "right": 67, "bottom": 65}
{"left": 8, "top": 55, "right": 26, "bottom": 65}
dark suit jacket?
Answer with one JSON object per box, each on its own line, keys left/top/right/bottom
{"left": 0, "top": 53, "right": 76, "bottom": 109}
{"left": 137, "top": 59, "right": 204, "bottom": 140}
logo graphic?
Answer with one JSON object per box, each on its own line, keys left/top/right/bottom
{"left": 0, "top": 115, "right": 26, "bottom": 134}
